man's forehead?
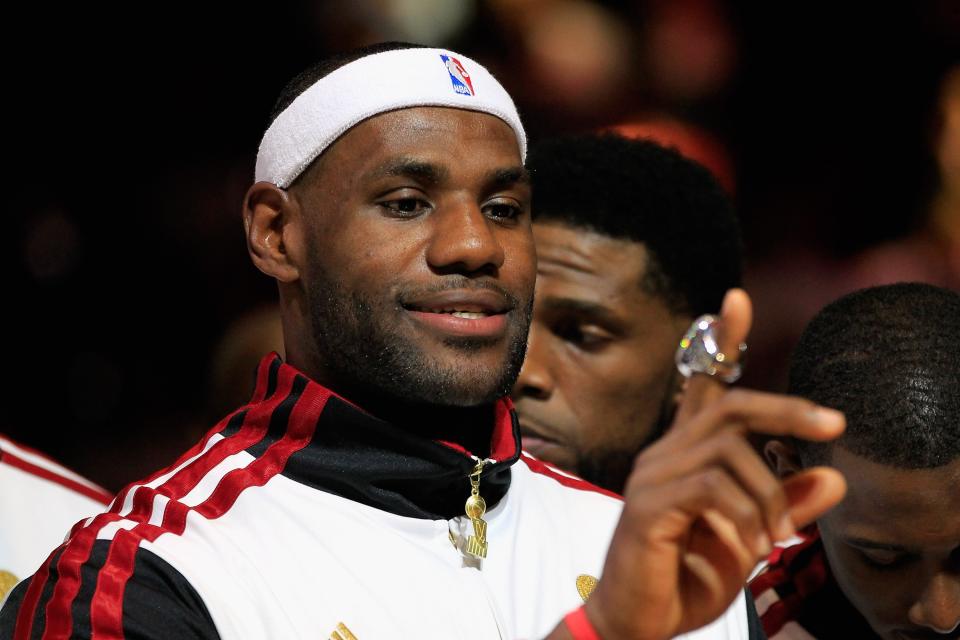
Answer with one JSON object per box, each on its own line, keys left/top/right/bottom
{"left": 360, "top": 155, "right": 529, "bottom": 185}
{"left": 533, "top": 226, "right": 663, "bottom": 318}
{"left": 534, "top": 223, "right": 650, "bottom": 279}
{"left": 828, "top": 448, "right": 960, "bottom": 532}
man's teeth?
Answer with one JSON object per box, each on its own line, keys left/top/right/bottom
{"left": 410, "top": 308, "right": 496, "bottom": 320}
{"left": 419, "top": 309, "right": 490, "bottom": 319}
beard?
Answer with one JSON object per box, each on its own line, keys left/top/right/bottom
{"left": 576, "top": 449, "right": 636, "bottom": 495}
{"left": 304, "top": 265, "right": 532, "bottom": 408}
{"left": 576, "top": 400, "right": 677, "bottom": 493}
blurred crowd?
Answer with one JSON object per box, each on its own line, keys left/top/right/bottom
{"left": 4, "top": 0, "right": 958, "bottom": 491}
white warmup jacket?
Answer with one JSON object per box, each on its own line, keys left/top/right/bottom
{"left": 1, "top": 356, "right": 757, "bottom": 639}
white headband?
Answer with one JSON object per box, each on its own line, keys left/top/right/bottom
{"left": 255, "top": 48, "right": 526, "bottom": 188}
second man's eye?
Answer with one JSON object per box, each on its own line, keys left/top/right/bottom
{"left": 858, "top": 549, "right": 909, "bottom": 571}
{"left": 554, "top": 321, "right": 613, "bottom": 350}
{"left": 381, "top": 198, "right": 431, "bottom": 217}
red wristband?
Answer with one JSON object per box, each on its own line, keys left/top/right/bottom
{"left": 563, "top": 606, "right": 601, "bottom": 640}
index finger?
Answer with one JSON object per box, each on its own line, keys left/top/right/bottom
{"left": 673, "top": 288, "right": 752, "bottom": 424}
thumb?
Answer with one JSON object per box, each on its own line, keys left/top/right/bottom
{"left": 675, "top": 288, "right": 753, "bottom": 422}
{"left": 782, "top": 467, "right": 847, "bottom": 529}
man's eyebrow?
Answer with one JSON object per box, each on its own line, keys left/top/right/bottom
{"left": 540, "top": 297, "right": 622, "bottom": 325}
{"left": 487, "top": 166, "right": 530, "bottom": 190}
{"left": 366, "top": 159, "right": 449, "bottom": 184}
{"left": 844, "top": 537, "right": 912, "bottom": 553}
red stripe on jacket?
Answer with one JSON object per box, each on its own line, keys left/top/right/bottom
{"left": 16, "top": 358, "right": 286, "bottom": 640}
{"left": 748, "top": 528, "right": 827, "bottom": 638}
{"left": 88, "top": 374, "right": 328, "bottom": 639}
{"left": 0, "top": 450, "right": 111, "bottom": 505}
{"left": 519, "top": 452, "right": 623, "bottom": 500}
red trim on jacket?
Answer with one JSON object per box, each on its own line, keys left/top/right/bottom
{"left": 520, "top": 453, "right": 623, "bottom": 501}
{"left": 90, "top": 364, "right": 324, "bottom": 638}
{"left": 17, "top": 357, "right": 310, "bottom": 640}
{"left": 435, "top": 398, "right": 519, "bottom": 462}
{"left": 0, "top": 448, "right": 111, "bottom": 505}
{"left": 749, "top": 528, "right": 829, "bottom": 638}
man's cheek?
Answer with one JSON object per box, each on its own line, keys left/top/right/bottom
{"left": 831, "top": 555, "right": 901, "bottom": 620}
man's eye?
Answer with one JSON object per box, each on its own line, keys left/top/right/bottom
{"left": 859, "top": 550, "right": 907, "bottom": 570}
{"left": 555, "top": 323, "right": 612, "bottom": 350}
{"left": 381, "top": 198, "right": 430, "bottom": 216}
{"left": 483, "top": 202, "right": 521, "bottom": 221}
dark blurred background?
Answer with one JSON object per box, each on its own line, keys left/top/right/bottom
{"left": 4, "top": 0, "right": 958, "bottom": 490}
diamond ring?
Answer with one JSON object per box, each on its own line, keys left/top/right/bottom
{"left": 675, "top": 314, "right": 747, "bottom": 383}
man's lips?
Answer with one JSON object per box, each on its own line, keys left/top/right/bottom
{"left": 402, "top": 289, "right": 511, "bottom": 339}
{"left": 403, "top": 288, "right": 511, "bottom": 314}
{"left": 405, "top": 310, "right": 507, "bottom": 337}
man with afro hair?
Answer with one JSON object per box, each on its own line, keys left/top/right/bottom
{"left": 514, "top": 133, "right": 743, "bottom": 492}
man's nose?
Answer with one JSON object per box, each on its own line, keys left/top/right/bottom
{"left": 512, "top": 324, "right": 554, "bottom": 401}
{"left": 425, "top": 199, "right": 505, "bottom": 274}
{"left": 908, "top": 570, "right": 960, "bottom": 635}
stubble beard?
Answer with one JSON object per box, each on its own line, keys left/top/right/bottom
{"left": 576, "top": 401, "right": 677, "bottom": 493}
{"left": 305, "top": 266, "right": 532, "bottom": 407}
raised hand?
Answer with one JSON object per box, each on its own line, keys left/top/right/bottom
{"left": 550, "top": 289, "right": 847, "bottom": 640}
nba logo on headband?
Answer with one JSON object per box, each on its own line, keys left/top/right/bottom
{"left": 440, "top": 54, "right": 474, "bottom": 96}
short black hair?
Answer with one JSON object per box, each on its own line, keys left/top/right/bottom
{"left": 527, "top": 133, "right": 742, "bottom": 316}
{"left": 268, "top": 41, "right": 426, "bottom": 125}
{"left": 789, "top": 283, "right": 960, "bottom": 469}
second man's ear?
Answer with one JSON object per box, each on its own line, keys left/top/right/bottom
{"left": 243, "top": 182, "right": 301, "bottom": 283}
{"left": 763, "top": 439, "right": 803, "bottom": 479}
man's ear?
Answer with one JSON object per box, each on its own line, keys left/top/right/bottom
{"left": 243, "top": 182, "right": 300, "bottom": 283}
{"left": 764, "top": 439, "right": 803, "bottom": 479}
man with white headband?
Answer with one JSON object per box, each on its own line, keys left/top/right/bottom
{"left": 1, "top": 42, "right": 845, "bottom": 639}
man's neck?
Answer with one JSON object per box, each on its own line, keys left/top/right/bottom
{"left": 285, "top": 351, "right": 496, "bottom": 458}
{"left": 231, "top": 354, "right": 520, "bottom": 520}
{"left": 345, "top": 392, "right": 497, "bottom": 460}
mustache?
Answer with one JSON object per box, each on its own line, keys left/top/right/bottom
{"left": 396, "top": 278, "right": 526, "bottom": 309}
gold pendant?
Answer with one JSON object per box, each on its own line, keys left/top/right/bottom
{"left": 330, "top": 622, "right": 358, "bottom": 640}
{"left": 464, "top": 461, "right": 489, "bottom": 558}
{"left": 0, "top": 570, "right": 19, "bottom": 599}
{"left": 576, "top": 574, "right": 598, "bottom": 602}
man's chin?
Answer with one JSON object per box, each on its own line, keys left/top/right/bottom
{"left": 422, "top": 366, "right": 514, "bottom": 407}
{"left": 521, "top": 440, "right": 576, "bottom": 471}
{"left": 577, "top": 450, "right": 635, "bottom": 494}
{"left": 309, "top": 304, "right": 527, "bottom": 408}
{"left": 408, "top": 338, "right": 525, "bottom": 405}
